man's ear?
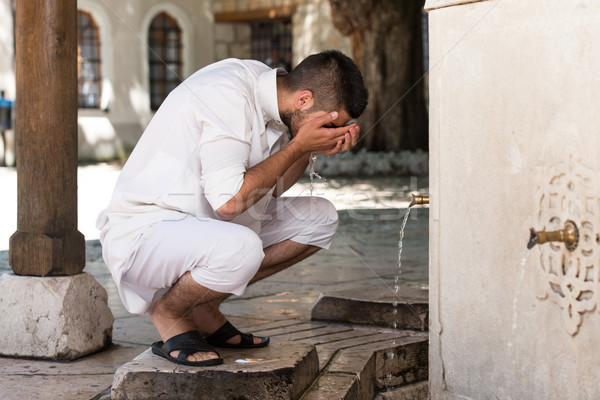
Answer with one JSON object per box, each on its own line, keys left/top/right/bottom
{"left": 294, "top": 90, "right": 314, "bottom": 111}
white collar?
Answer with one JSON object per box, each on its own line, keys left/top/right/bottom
{"left": 258, "top": 68, "right": 285, "bottom": 124}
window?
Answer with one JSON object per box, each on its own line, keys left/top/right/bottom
{"left": 77, "top": 10, "right": 102, "bottom": 109}
{"left": 148, "top": 12, "right": 183, "bottom": 111}
{"left": 251, "top": 20, "right": 292, "bottom": 71}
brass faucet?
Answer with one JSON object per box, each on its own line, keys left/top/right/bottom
{"left": 409, "top": 194, "right": 429, "bottom": 208}
{"left": 528, "top": 220, "right": 579, "bottom": 251}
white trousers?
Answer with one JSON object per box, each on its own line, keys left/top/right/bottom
{"left": 120, "top": 196, "right": 338, "bottom": 315}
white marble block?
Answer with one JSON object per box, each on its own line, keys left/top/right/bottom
{"left": 0, "top": 272, "right": 114, "bottom": 360}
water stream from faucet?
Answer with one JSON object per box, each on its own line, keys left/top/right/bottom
{"left": 386, "top": 206, "right": 413, "bottom": 367}
{"left": 308, "top": 153, "right": 321, "bottom": 203}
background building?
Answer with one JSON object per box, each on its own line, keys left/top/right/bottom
{"left": 0, "top": 0, "right": 349, "bottom": 164}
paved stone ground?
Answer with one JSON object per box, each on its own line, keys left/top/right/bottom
{"left": 0, "top": 164, "right": 429, "bottom": 399}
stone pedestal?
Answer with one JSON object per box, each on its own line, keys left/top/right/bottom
{"left": 0, "top": 272, "right": 114, "bottom": 360}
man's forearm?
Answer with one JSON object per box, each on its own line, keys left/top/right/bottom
{"left": 216, "top": 141, "right": 306, "bottom": 220}
{"left": 272, "top": 152, "right": 310, "bottom": 198}
{"left": 215, "top": 111, "right": 353, "bottom": 220}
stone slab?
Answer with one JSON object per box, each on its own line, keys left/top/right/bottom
{"left": 220, "top": 289, "right": 320, "bottom": 320}
{"left": 315, "top": 332, "right": 414, "bottom": 352}
{"left": 301, "top": 373, "right": 359, "bottom": 400}
{"left": 241, "top": 318, "right": 307, "bottom": 333}
{"left": 311, "top": 285, "right": 428, "bottom": 331}
{"left": 112, "top": 315, "right": 159, "bottom": 345}
{"left": 0, "top": 373, "right": 114, "bottom": 400}
{"left": 303, "top": 331, "right": 427, "bottom": 400}
{"left": 226, "top": 315, "right": 272, "bottom": 329}
{"left": 283, "top": 326, "right": 354, "bottom": 341}
{"left": 374, "top": 381, "right": 429, "bottom": 400}
{"left": 297, "top": 329, "right": 388, "bottom": 347}
{"left": 0, "top": 343, "right": 144, "bottom": 400}
{"left": 327, "top": 346, "right": 376, "bottom": 399}
{"left": 371, "top": 335, "right": 429, "bottom": 389}
{"left": 300, "top": 329, "right": 398, "bottom": 369}
{"left": 0, "top": 272, "right": 113, "bottom": 360}
{"left": 327, "top": 333, "right": 427, "bottom": 391}
{"left": 111, "top": 342, "right": 319, "bottom": 400}
{"left": 0, "top": 343, "right": 145, "bottom": 376}
{"left": 312, "top": 332, "right": 414, "bottom": 370}
{"left": 253, "top": 321, "right": 327, "bottom": 338}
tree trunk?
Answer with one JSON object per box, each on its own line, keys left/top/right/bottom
{"left": 330, "top": 0, "right": 428, "bottom": 151}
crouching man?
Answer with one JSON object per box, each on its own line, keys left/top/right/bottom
{"left": 97, "top": 50, "right": 368, "bottom": 366}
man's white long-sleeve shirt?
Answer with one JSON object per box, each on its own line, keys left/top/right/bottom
{"left": 96, "top": 59, "right": 289, "bottom": 307}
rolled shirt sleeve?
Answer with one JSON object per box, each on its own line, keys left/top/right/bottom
{"left": 199, "top": 135, "right": 250, "bottom": 211}
{"left": 195, "top": 84, "right": 256, "bottom": 212}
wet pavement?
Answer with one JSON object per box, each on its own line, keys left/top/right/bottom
{"left": 0, "top": 163, "right": 429, "bottom": 399}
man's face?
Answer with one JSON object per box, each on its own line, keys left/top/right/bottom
{"left": 283, "top": 109, "right": 353, "bottom": 137}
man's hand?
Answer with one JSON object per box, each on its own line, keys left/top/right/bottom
{"left": 292, "top": 112, "right": 359, "bottom": 155}
{"left": 316, "top": 122, "right": 360, "bottom": 157}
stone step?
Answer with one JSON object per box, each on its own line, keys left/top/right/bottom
{"left": 109, "top": 320, "right": 428, "bottom": 400}
{"left": 301, "top": 330, "right": 428, "bottom": 400}
{"left": 310, "top": 285, "right": 428, "bottom": 331}
{"left": 111, "top": 342, "right": 318, "bottom": 400}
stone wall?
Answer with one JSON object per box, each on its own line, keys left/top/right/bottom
{"left": 291, "top": 1, "right": 351, "bottom": 65}
{"left": 213, "top": 0, "right": 298, "bottom": 14}
{"left": 214, "top": 0, "right": 351, "bottom": 68}
{"left": 215, "top": 23, "right": 252, "bottom": 62}
{"left": 76, "top": 0, "right": 214, "bottom": 161}
{"left": 427, "top": 0, "right": 600, "bottom": 398}
{"left": 0, "top": 0, "right": 214, "bottom": 164}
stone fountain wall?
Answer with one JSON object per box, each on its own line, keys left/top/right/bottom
{"left": 426, "top": 0, "right": 600, "bottom": 398}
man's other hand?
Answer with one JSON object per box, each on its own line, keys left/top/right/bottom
{"left": 292, "top": 111, "right": 358, "bottom": 155}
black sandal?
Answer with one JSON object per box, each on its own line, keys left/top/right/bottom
{"left": 206, "top": 321, "right": 270, "bottom": 349}
{"left": 151, "top": 330, "right": 224, "bottom": 366}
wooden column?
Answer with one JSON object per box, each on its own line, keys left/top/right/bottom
{"left": 9, "top": 0, "right": 84, "bottom": 276}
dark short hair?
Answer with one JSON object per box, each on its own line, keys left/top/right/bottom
{"left": 283, "top": 50, "right": 368, "bottom": 119}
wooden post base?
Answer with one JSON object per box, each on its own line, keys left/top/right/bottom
{"left": 9, "top": 230, "right": 85, "bottom": 276}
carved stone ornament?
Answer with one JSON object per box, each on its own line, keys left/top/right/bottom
{"left": 535, "top": 157, "right": 600, "bottom": 335}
